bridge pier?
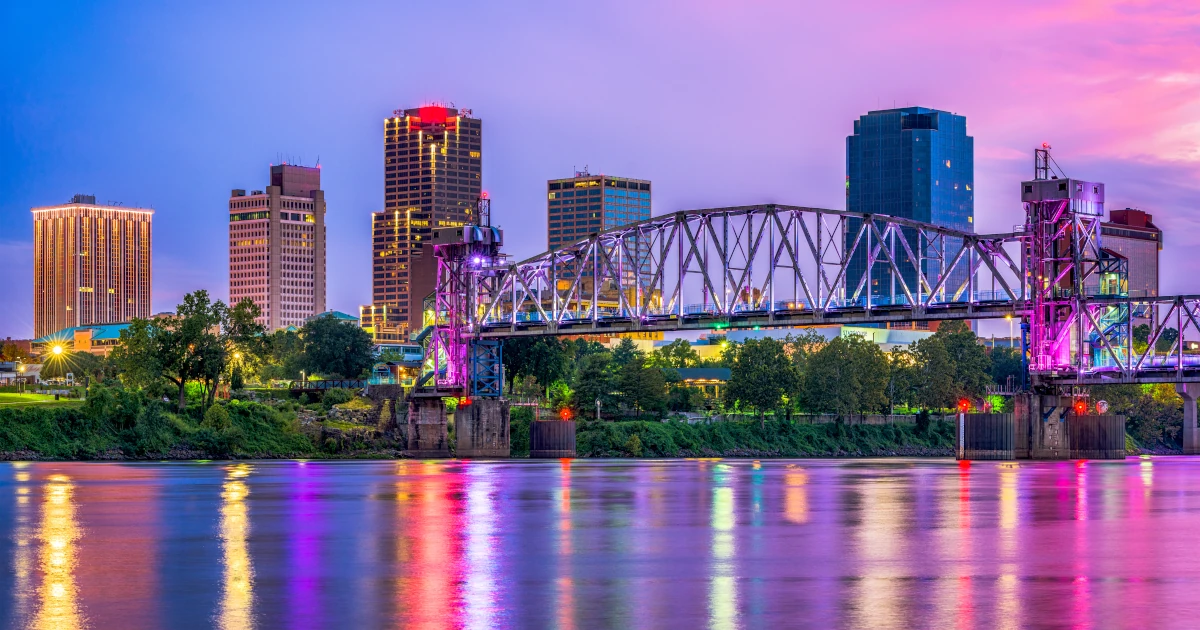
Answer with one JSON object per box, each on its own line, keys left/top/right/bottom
{"left": 1175, "top": 384, "right": 1200, "bottom": 454}
{"left": 1013, "top": 393, "right": 1126, "bottom": 459}
{"left": 407, "top": 393, "right": 450, "bottom": 458}
{"left": 455, "top": 398, "right": 511, "bottom": 458}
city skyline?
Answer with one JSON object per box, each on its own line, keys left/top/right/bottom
{"left": 3, "top": 1, "right": 1200, "bottom": 338}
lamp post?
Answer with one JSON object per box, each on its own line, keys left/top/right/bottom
{"left": 1006, "top": 315, "right": 1014, "bottom": 347}
{"left": 596, "top": 398, "right": 601, "bottom": 421}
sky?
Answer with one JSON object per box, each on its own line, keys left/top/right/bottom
{"left": 2, "top": 0, "right": 1199, "bottom": 339}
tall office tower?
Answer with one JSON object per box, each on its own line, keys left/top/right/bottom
{"left": 846, "top": 107, "right": 974, "bottom": 303}
{"left": 31, "top": 194, "right": 153, "bottom": 339}
{"left": 547, "top": 170, "right": 651, "bottom": 251}
{"left": 361, "top": 105, "right": 482, "bottom": 342}
{"left": 228, "top": 164, "right": 326, "bottom": 331}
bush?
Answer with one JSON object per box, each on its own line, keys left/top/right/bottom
{"left": 230, "top": 367, "right": 245, "bottom": 391}
{"left": 322, "top": 388, "right": 353, "bottom": 409}
{"left": 624, "top": 433, "right": 644, "bottom": 457}
{"left": 203, "top": 404, "right": 232, "bottom": 431}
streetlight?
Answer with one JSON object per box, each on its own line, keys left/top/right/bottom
{"left": 1006, "top": 315, "right": 1014, "bottom": 347}
{"left": 52, "top": 344, "right": 63, "bottom": 356}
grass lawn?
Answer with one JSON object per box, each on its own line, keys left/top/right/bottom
{"left": 0, "top": 393, "right": 82, "bottom": 407}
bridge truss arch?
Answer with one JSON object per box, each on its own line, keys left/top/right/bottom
{"left": 473, "top": 204, "right": 1028, "bottom": 338}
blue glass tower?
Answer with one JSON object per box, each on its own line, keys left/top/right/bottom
{"left": 845, "top": 107, "right": 974, "bottom": 303}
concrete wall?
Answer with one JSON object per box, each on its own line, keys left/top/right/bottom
{"left": 456, "top": 398, "right": 510, "bottom": 458}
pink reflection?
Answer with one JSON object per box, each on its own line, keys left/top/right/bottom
{"left": 289, "top": 463, "right": 321, "bottom": 630}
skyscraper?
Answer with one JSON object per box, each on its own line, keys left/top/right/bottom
{"left": 361, "top": 105, "right": 482, "bottom": 342}
{"left": 547, "top": 170, "right": 651, "bottom": 251}
{"left": 845, "top": 107, "right": 974, "bottom": 302}
{"left": 31, "top": 194, "right": 153, "bottom": 339}
{"left": 228, "top": 164, "right": 326, "bottom": 331}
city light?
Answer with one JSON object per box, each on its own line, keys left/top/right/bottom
{"left": 52, "top": 345, "right": 63, "bottom": 356}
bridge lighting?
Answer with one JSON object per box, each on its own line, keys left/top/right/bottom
{"left": 459, "top": 397, "right": 472, "bottom": 407}
{"left": 559, "top": 408, "right": 572, "bottom": 420}
{"left": 957, "top": 399, "right": 970, "bottom": 413}
{"left": 1074, "top": 399, "right": 1088, "bottom": 415}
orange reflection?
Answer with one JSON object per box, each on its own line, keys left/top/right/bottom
{"left": 218, "top": 464, "right": 254, "bottom": 630}
{"left": 33, "top": 473, "right": 84, "bottom": 630}
{"left": 708, "top": 466, "right": 737, "bottom": 629}
{"left": 784, "top": 470, "right": 809, "bottom": 525}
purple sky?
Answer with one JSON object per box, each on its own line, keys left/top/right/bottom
{"left": 2, "top": 0, "right": 1199, "bottom": 339}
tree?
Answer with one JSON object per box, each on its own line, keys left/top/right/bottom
{"left": 801, "top": 335, "right": 889, "bottom": 416}
{"left": 258, "top": 329, "right": 305, "bottom": 382}
{"left": 0, "top": 341, "right": 32, "bottom": 362}
{"left": 911, "top": 336, "right": 958, "bottom": 411}
{"left": 617, "top": 356, "right": 668, "bottom": 416}
{"left": 649, "top": 339, "right": 699, "bottom": 369}
{"left": 572, "top": 351, "right": 617, "bottom": 418}
{"left": 725, "top": 337, "right": 798, "bottom": 417}
{"left": 611, "top": 338, "right": 644, "bottom": 370}
{"left": 988, "top": 346, "right": 1023, "bottom": 391}
{"left": 1156, "top": 327, "right": 1180, "bottom": 353}
{"left": 300, "top": 313, "right": 375, "bottom": 379}
{"left": 111, "top": 291, "right": 264, "bottom": 412}
{"left": 502, "top": 337, "right": 567, "bottom": 395}
{"left": 933, "top": 321, "right": 992, "bottom": 398}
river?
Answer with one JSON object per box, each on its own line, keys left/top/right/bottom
{"left": 0, "top": 457, "right": 1197, "bottom": 629}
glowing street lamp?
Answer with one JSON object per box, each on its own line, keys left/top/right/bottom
{"left": 52, "top": 344, "right": 64, "bottom": 356}
{"left": 1006, "top": 315, "right": 1014, "bottom": 345}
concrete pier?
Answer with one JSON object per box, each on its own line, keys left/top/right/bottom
{"left": 1013, "top": 393, "right": 1126, "bottom": 460}
{"left": 455, "top": 398, "right": 511, "bottom": 458}
{"left": 1175, "top": 384, "right": 1200, "bottom": 454}
{"left": 407, "top": 394, "right": 450, "bottom": 458}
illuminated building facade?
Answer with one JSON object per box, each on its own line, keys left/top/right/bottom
{"left": 846, "top": 107, "right": 974, "bottom": 301}
{"left": 228, "top": 164, "right": 326, "bottom": 331}
{"left": 1084, "top": 208, "right": 1162, "bottom": 298}
{"left": 362, "top": 105, "right": 482, "bottom": 342}
{"left": 547, "top": 171, "right": 651, "bottom": 250}
{"left": 31, "top": 195, "right": 152, "bottom": 339}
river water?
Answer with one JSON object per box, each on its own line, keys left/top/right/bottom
{"left": 0, "top": 457, "right": 1197, "bottom": 629}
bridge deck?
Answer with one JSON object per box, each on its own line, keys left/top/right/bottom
{"left": 478, "top": 301, "right": 1023, "bottom": 338}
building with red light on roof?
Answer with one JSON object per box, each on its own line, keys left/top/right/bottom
{"left": 361, "top": 105, "right": 482, "bottom": 342}
{"left": 1084, "top": 207, "right": 1162, "bottom": 299}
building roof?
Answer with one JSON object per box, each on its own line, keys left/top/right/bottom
{"left": 305, "top": 310, "right": 359, "bottom": 324}
{"left": 34, "top": 323, "right": 131, "bottom": 345}
{"left": 672, "top": 367, "right": 732, "bottom": 382}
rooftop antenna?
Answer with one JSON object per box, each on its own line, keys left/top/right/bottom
{"left": 1034, "top": 143, "right": 1067, "bottom": 180}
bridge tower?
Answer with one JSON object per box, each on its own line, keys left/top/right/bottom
{"left": 1023, "top": 146, "right": 1111, "bottom": 379}
{"left": 409, "top": 195, "right": 511, "bottom": 457}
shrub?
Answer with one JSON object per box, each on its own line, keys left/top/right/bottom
{"left": 322, "top": 388, "right": 353, "bottom": 409}
{"left": 203, "top": 404, "right": 232, "bottom": 431}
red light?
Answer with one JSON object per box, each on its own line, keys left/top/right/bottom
{"left": 459, "top": 397, "right": 471, "bottom": 407}
{"left": 1074, "top": 400, "right": 1088, "bottom": 415}
{"left": 559, "top": 408, "right": 572, "bottom": 420}
{"left": 957, "top": 399, "right": 970, "bottom": 413}
{"left": 417, "top": 106, "right": 448, "bottom": 124}
{"left": 480, "top": 191, "right": 489, "bottom": 199}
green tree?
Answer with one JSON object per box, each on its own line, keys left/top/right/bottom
{"left": 111, "top": 291, "right": 263, "bottom": 412}
{"left": 0, "top": 341, "right": 32, "bottom": 362}
{"left": 502, "top": 337, "right": 567, "bottom": 395}
{"left": 649, "top": 339, "right": 700, "bottom": 369}
{"left": 259, "top": 329, "right": 305, "bottom": 382}
{"left": 725, "top": 337, "right": 798, "bottom": 417}
{"left": 911, "top": 336, "right": 958, "bottom": 411}
{"left": 988, "top": 346, "right": 1023, "bottom": 391}
{"left": 611, "top": 338, "right": 644, "bottom": 369}
{"left": 572, "top": 351, "right": 617, "bottom": 418}
{"left": 933, "top": 321, "right": 992, "bottom": 398}
{"left": 801, "top": 335, "right": 889, "bottom": 416}
{"left": 1156, "top": 327, "right": 1180, "bottom": 353}
{"left": 617, "top": 356, "right": 668, "bottom": 417}
{"left": 300, "top": 313, "right": 374, "bottom": 379}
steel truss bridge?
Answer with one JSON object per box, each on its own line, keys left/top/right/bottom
{"left": 423, "top": 202, "right": 1200, "bottom": 395}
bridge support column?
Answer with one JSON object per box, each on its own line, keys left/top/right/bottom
{"left": 455, "top": 398, "right": 510, "bottom": 458}
{"left": 1016, "top": 394, "right": 1073, "bottom": 460}
{"left": 407, "top": 393, "right": 450, "bottom": 458}
{"left": 1175, "top": 384, "right": 1200, "bottom": 454}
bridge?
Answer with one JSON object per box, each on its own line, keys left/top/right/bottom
{"left": 404, "top": 161, "right": 1200, "bottom": 457}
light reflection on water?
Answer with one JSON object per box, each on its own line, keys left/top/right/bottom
{"left": 218, "top": 463, "right": 254, "bottom": 630}
{"left": 5, "top": 458, "right": 1200, "bottom": 628}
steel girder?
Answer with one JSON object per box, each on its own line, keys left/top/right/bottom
{"left": 473, "top": 205, "right": 1028, "bottom": 337}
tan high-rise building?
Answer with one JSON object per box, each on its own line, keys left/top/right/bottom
{"left": 360, "top": 105, "right": 481, "bottom": 343}
{"left": 229, "top": 164, "right": 326, "bottom": 330}
{"left": 31, "top": 194, "right": 153, "bottom": 339}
